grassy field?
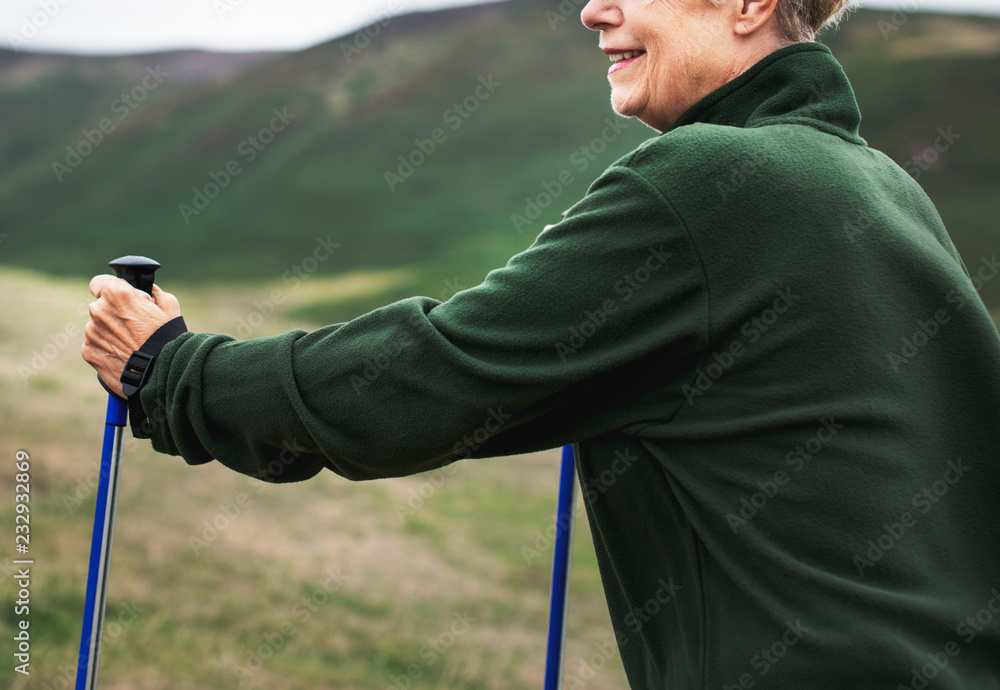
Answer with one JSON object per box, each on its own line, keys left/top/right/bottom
{"left": 0, "top": 268, "right": 629, "bottom": 690}
{"left": 2, "top": 264, "right": 999, "bottom": 689}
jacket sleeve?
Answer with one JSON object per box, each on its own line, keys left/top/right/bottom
{"left": 140, "top": 164, "right": 709, "bottom": 482}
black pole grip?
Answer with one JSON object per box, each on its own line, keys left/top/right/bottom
{"left": 109, "top": 256, "right": 160, "bottom": 296}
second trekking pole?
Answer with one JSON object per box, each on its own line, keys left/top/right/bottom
{"left": 544, "top": 443, "right": 578, "bottom": 690}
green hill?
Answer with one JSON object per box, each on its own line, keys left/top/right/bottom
{"left": 0, "top": 1, "right": 997, "bottom": 322}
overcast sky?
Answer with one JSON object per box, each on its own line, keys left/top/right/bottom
{"left": 1, "top": 0, "right": 998, "bottom": 55}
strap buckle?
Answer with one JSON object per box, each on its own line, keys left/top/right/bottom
{"left": 120, "top": 350, "right": 155, "bottom": 398}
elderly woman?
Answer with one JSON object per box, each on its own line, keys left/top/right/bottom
{"left": 84, "top": 0, "right": 1000, "bottom": 687}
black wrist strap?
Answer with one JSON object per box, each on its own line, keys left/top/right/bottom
{"left": 118, "top": 316, "right": 188, "bottom": 439}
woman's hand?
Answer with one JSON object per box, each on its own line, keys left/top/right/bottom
{"left": 82, "top": 276, "right": 182, "bottom": 398}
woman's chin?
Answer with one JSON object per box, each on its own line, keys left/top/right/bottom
{"left": 610, "top": 91, "right": 643, "bottom": 119}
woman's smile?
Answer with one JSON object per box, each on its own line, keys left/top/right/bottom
{"left": 583, "top": 0, "right": 783, "bottom": 131}
{"left": 607, "top": 49, "right": 647, "bottom": 75}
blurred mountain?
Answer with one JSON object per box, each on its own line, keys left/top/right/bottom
{"left": 0, "top": 0, "right": 997, "bottom": 318}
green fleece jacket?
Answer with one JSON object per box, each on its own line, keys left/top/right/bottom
{"left": 141, "top": 43, "right": 1000, "bottom": 688}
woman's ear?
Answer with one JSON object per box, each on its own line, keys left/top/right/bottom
{"left": 734, "top": 0, "right": 782, "bottom": 36}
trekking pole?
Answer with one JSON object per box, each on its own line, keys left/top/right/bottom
{"left": 544, "top": 443, "right": 578, "bottom": 690}
{"left": 76, "top": 256, "right": 160, "bottom": 690}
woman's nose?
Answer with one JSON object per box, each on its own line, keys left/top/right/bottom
{"left": 581, "top": 0, "right": 624, "bottom": 32}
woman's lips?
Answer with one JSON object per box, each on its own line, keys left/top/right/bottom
{"left": 609, "top": 52, "right": 645, "bottom": 75}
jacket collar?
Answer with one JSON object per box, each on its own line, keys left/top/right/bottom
{"left": 669, "top": 42, "right": 866, "bottom": 146}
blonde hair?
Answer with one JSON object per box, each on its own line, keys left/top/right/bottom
{"left": 772, "top": 0, "right": 856, "bottom": 42}
{"left": 708, "top": 0, "right": 857, "bottom": 43}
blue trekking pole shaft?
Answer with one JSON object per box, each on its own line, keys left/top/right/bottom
{"left": 76, "top": 397, "right": 127, "bottom": 690}
{"left": 76, "top": 256, "right": 159, "bottom": 690}
{"left": 544, "top": 444, "right": 577, "bottom": 690}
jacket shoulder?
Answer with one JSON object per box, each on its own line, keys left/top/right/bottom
{"left": 621, "top": 124, "right": 777, "bottom": 171}
{"left": 608, "top": 124, "right": 780, "bottom": 204}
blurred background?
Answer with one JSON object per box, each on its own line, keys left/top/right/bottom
{"left": 1, "top": 0, "right": 998, "bottom": 688}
